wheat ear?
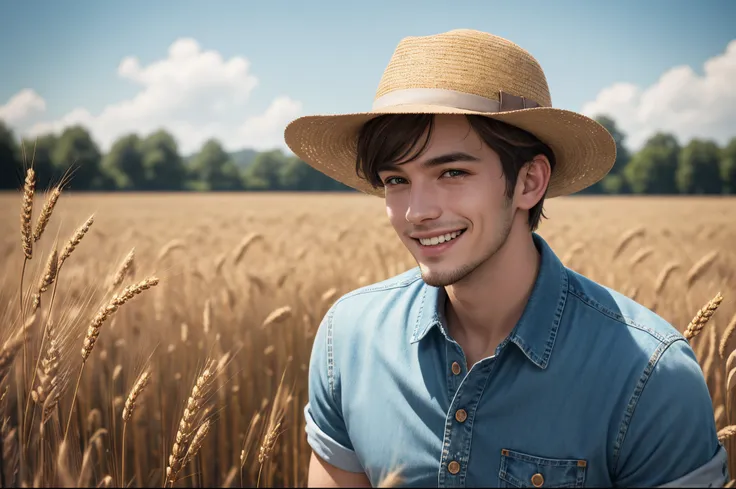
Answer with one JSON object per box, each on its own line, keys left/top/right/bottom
{"left": 683, "top": 292, "right": 723, "bottom": 341}
{"left": 111, "top": 247, "right": 135, "bottom": 288}
{"left": 64, "top": 277, "right": 158, "bottom": 442}
{"left": 166, "top": 360, "right": 217, "bottom": 486}
{"left": 31, "top": 246, "right": 58, "bottom": 313}
{"left": 33, "top": 185, "right": 61, "bottom": 243}
{"left": 83, "top": 277, "right": 159, "bottom": 362}
{"left": 718, "top": 425, "right": 736, "bottom": 443}
{"left": 719, "top": 314, "right": 736, "bottom": 360}
{"left": 122, "top": 368, "right": 151, "bottom": 486}
{"left": 57, "top": 214, "right": 95, "bottom": 271}
{"left": 21, "top": 168, "right": 35, "bottom": 260}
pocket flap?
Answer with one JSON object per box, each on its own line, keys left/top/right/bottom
{"left": 499, "top": 449, "right": 587, "bottom": 488}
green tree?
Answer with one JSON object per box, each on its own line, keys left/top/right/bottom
{"left": 190, "top": 139, "right": 243, "bottom": 191}
{"left": 279, "top": 157, "right": 354, "bottom": 191}
{"left": 0, "top": 120, "right": 22, "bottom": 189}
{"left": 244, "top": 150, "right": 287, "bottom": 191}
{"left": 103, "top": 134, "right": 144, "bottom": 190}
{"left": 720, "top": 137, "right": 736, "bottom": 194}
{"left": 141, "top": 130, "right": 187, "bottom": 190}
{"left": 676, "top": 139, "right": 722, "bottom": 194}
{"left": 53, "top": 125, "right": 103, "bottom": 190}
{"left": 624, "top": 133, "right": 680, "bottom": 194}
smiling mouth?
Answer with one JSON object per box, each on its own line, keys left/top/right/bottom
{"left": 414, "top": 229, "right": 466, "bottom": 247}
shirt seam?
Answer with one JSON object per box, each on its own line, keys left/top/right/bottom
{"left": 326, "top": 303, "right": 337, "bottom": 403}
{"left": 567, "top": 285, "right": 681, "bottom": 344}
{"left": 335, "top": 272, "right": 423, "bottom": 304}
{"left": 611, "top": 337, "right": 683, "bottom": 474}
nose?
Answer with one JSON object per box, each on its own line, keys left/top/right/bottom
{"left": 405, "top": 185, "right": 441, "bottom": 224}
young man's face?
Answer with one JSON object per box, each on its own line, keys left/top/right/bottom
{"left": 378, "top": 114, "right": 517, "bottom": 287}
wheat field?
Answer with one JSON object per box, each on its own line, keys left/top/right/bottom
{"left": 1, "top": 178, "right": 736, "bottom": 487}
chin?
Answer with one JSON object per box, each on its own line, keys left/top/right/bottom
{"left": 418, "top": 262, "right": 477, "bottom": 287}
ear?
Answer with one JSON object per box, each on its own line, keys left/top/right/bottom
{"left": 515, "top": 155, "right": 551, "bottom": 211}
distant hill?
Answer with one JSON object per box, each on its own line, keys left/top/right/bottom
{"left": 230, "top": 148, "right": 260, "bottom": 169}
{"left": 184, "top": 148, "right": 260, "bottom": 169}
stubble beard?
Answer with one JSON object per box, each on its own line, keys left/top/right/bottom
{"left": 417, "top": 201, "right": 515, "bottom": 288}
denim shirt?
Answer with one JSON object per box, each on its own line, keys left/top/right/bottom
{"left": 305, "top": 233, "right": 727, "bottom": 487}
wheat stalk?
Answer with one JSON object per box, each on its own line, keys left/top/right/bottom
{"left": 57, "top": 214, "right": 95, "bottom": 271}
{"left": 121, "top": 368, "right": 151, "bottom": 486}
{"left": 83, "top": 277, "right": 159, "bottom": 362}
{"left": 31, "top": 246, "right": 58, "bottom": 313}
{"left": 31, "top": 320, "right": 60, "bottom": 409}
{"left": 166, "top": 360, "right": 218, "bottom": 486}
{"left": 257, "top": 369, "right": 291, "bottom": 488}
{"left": 686, "top": 250, "right": 719, "bottom": 288}
{"left": 64, "top": 277, "right": 159, "bottom": 443}
{"left": 111, "top": 247, "right": 135, "bottom": 288}
{"left": 612, "top": 226, "right": 645, "bottom": 260}
{"left": 683, "top": 292, "right": 723, "bottom": 341}
{"left": 720, "top": 314, "right": 736, "bottom": 360}
{"left": 183, "top": 419, "right": 211, "bottom": 466}
{"left": 122, "top": 369, "right": 151, "bottom": 423}
{"left": 33, "top": 185, "right": 62, "bottom": 243}
{"left": 20, "top": 168, "right": 35, "bottom": 260}
{"left": 233, "top": 232, "right": 264, "bottom": 264}
{"left": 261, "top": 306, "right": 293, "bottom": 329}
{"left": 718, "top": 425, "right": 736, "bottom": 443}
{"left": 654, "top": 261, "right": 680, "bottom": 294}
{"left": 156, "top": 239, "right": 185, "bottom": 262}
{"left": 628, "top": 246, "right": 654, "bottom": 267}
{"left": 0, "top": 314, "right": 35, "bottom": 385}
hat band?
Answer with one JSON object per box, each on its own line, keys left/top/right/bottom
{"left": 371, "top": 88, "right": 541, "bottom": 112}
{"left": 372, "top": 88, "right": 500, "bottom": 112}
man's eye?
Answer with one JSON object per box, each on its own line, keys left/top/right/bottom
{"left": 443, "top": 169, "right": 467, "bottom": 178}
{"left": 384, "top": 176, "right": 406, "bottom": 186}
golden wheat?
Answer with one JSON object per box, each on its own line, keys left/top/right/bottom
{"left": 1, "top": 192, "right": 735, "bottom": 487}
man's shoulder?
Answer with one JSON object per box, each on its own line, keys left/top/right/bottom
{"left": 564, "top": 267, "right": 686, "bottom": 347}
{"left": 333, "top": 267, "right": 426, "bottom": 309}
{"left": 323, "top": 266, "right": 426, "bottom": 332}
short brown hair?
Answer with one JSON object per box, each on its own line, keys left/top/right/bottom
{"left": 355, "top": 114, "right": 556, "bottom": 232}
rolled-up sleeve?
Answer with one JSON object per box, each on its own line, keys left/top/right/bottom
{"left": 305, "top": 303, "right": 364, "bottom": 473}
{"left": 613, "top": 338, "right": 729, "bottom": 487}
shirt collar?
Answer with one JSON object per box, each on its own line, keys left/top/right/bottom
{"left": 409, "top": 232, "right": 569, "bottom": 370}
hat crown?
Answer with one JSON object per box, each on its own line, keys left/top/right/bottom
{"left": 375, "top": 29, "right": 552, "bottom": 108}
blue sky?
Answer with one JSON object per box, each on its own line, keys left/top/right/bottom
{"left": 1, "top": 0, "right": 735, "bottom": 154}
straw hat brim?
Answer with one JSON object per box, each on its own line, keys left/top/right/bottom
{"left": 284, "top": 104, "right": 617, "bottom": 199}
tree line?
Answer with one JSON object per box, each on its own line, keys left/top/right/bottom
{"left": 1, "top": 116, "right": 735, "bottom": 194}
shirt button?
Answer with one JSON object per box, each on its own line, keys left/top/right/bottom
{"left": 451, "top": 362, "right": 462, "bottom": 375}
{"left": 455, "top": 409, "right": 468, "bottom": 423}
{"left": 531, "top": 473, "right": 544, "bottom": 487}
{"left": 448, "top": 461, "right": 460, "bottom": 475}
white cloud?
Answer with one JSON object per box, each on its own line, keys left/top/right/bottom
{"left": 1, "top": 38, "right": 302, "bottom": 155}
{"left": 0, "top": 89, "right": 46, "bottom": 126}
{"left": 581, "top": 39, "right": 736, "bottom": 151}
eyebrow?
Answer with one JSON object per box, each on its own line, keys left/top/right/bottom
{"left": 378, "top": 152, "right": 481, "bottom": 172}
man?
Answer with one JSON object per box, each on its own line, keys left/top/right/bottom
{"left": 284, "top": 29, "right": 728, "bottom": 487}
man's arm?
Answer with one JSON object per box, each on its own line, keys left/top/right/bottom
{"left": 308, "top": 452, "right": 372, "bottom": 488}
{"left": 305, "top": 303, "right": 371, "bottom": 487}
{"left": 612, "top": 338, "right": 728, "bottom": 487}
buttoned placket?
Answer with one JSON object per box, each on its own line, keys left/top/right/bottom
{"left": 437, "top": 327, "right": 502, "bottom": 488}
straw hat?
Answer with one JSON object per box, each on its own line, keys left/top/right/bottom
{"left": 284, "top": 29, "right": 616, "bottom": 198}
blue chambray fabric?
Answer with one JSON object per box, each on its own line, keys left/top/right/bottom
{"left": 305, "top": 232, "right": 728, "bottom": 487}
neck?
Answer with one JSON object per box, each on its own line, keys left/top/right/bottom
{"left": 444, "top": 218, "right": 541, "bottom": 354}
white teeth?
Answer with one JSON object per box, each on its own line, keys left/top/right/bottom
{"left": 419, "top": 230, "right": 463, "bottom": 246}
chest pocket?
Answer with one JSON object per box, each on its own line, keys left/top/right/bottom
{"left": 498, "top": 449, "right": 587, "bottom": 488}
